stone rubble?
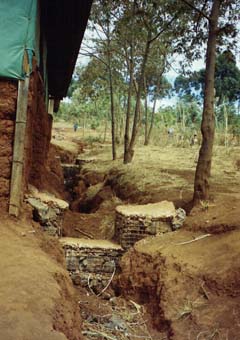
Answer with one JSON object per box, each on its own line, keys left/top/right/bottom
{"left": 61, "top": 164, "right": 81, "bottom": 200}
{"left": 25, "top": 186, "right": 69, "bottom": 236}
{"left": 172, "top": 207, "right": 186, "bottom": 230}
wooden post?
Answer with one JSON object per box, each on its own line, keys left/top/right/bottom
{"left": 9, "top": 77, "right": 30, "bottom": 217}
{"left": 48, "top": 98, "right": 54, "bottom": 115}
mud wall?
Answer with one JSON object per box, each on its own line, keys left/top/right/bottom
{"left": 0, "top": 64, "right": 52, "bottom": 211}
{"left": 0, "top": 81, "right": 17, "bottom": 210}
{"left": 25, "top": 62, "right": 52, "bottom": 190}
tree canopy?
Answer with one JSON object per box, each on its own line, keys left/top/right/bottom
{"left": 174, "top": 51, "right": 240, "bottom": 105}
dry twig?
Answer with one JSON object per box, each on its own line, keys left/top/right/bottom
{"left": 82, "top": 329, "right": 117, "bottom": 340}
{"left": 200, "top": 282, "right": 210, "bottom": 300}
{"left": 129, "top": 300, "right": 142, "bottom": 314}
{"left": 176, "top": 234, "right": 211, "bottom": 245}
{"left": 87, "top": 262, "right": 116, "bottom": 297}
{"left": 87, "top": 274, "right": 97, "bottom": 295}
{"left": 75, "top": 227, "right": 94, "bottom": 239}
{"left": 97, "top": 262, "right": 116, "bottom": 297}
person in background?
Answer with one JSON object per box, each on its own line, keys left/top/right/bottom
{"left": 73, "top": 122, "right": 78, "bottom": 132}
{"left": 190, "top": 132, "right": 198, "bottom": 146}
{"left": 168, "top": 127, "right": 174, "bottom": 139}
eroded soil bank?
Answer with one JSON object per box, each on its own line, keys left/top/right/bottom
{"left": 0, "top": 214, "right": 83, "bottom": 340}
{"left": 2, "top": 121, "right": 240, "bottom": 340}
{"left": 117, "top": 227, "right": 240, "bottom": 339}
{"left": 50, "top": 122, "right": 240, "bottom": 339}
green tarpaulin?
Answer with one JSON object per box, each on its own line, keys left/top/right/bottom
{"left": 0, "top": 0, "right": 39, "bottom": 80}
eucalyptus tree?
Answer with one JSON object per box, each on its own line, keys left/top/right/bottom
{"left": 144, "top": 45, "right": 171, "bottom": 145}
{"left": 113, "top": 0, "right": 177, "bottom": 163}
{"left": 174, "top": 0, "right": 240, "bottom": 203}
{"left": 72, "top": 58, "right": 126, "bottom": 134}
{"left": 81, "top": 0, "right": 122, "bottom": 160}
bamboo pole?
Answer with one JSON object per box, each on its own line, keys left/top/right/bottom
{"left": 9, "top": 77, "right": 30, "bottom": 216}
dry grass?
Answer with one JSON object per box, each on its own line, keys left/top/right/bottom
{"left": 52, "top": 123, "right": 240, "bottom": 202}
{"left": 80, "top": 142, "right": 240, "bottom": 201}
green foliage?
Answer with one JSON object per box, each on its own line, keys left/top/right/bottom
{"left": 59, "top": 0, "right": 240, "bottom": 155}
{"left": 174, "top": 51, "right": 240, "bottom": 106}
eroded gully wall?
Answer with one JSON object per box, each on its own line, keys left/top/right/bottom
{"left": 0, "top": 64, "right": 52, "bottom": 211}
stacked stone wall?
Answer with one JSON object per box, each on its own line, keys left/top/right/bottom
{"left": 115, "top": 212, "right": 172, "bottom": 250}
{"left": 115, "top": 202, "right": 178, "bottom": 250}
{"left": 61, "top": 239, "right": 123, "bottom": 294}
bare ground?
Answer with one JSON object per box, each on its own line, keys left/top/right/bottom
{"left": 1, "top": 121, "right": 240, "bottom": 339}
{"left": 53, "top": 122, "right": 240, "bottom": 339}
{"left": 0, "top": 213, "right": 83, "bottom": 340}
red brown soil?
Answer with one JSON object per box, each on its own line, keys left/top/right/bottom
{"left": 0, "top": 62, "right": 53, "bottom": 211}
{"left": 0, "top": 80, "right": 17, "bottom": 210}
{"left": 55, "top": 126, "right": 240, "bottom": 339}
{"left": 42, "top": 143, "right": 67, "bottom": 199}
{"left": 0, "top": 213, "right": 83, "bottom": 340}
{"left": 116, "top": 195, "right": 240, "bottom": 339}
{"left": 26, "top": 61, "right": 53, "bottom": 192}
{"left": 117, "top": 225, "right": 240, "bottom": 339}
{"left": 63, "top": 196, "right": 120, "bottom": 240}
{"left": 2, "top": 119, "right": 240, "bottom": 339}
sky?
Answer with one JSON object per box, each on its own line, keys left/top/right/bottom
{"left": 158, "top": 57, "right": 206, "bottom": 107}
{"left": 77, "top": 27, "right": 208, "bottom": 108}
{"left": 77, "top": 23, "right": 240, "bottom": 108}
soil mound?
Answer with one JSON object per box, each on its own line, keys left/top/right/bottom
{"left": 0, "top": 215, "right": 83, "bottom": 340}
{"left": 117, "top": 228, "right": 240, "bottom": 339}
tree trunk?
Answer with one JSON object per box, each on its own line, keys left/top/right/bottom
{"left": 145, "top": 74, "right": 162, "bottom": 145}
{"left": 193, "top": 0, "right": 221, "bottom": 204}
{"left": 106, "top": 21, "right": 116, "bottom": 160}
{"left": 103, "top": 115, "right": 108, "bottom": 143}
{"left": 125, "top": 32, "right": 151, "bottom": 163}
{"left": 124, "top": 45, "right": 134, "bottom": 164}
{"left": 82, "top": 111, "right": 86, "bottom": 138}
{"left": 145, "top": 96, "right": 157, "bottom": 145}
{"left": 109, "top": 56, "right": 116, "bottom": 160}
{"left": 144, "top": 78, "right": 148, "bottom": 145}
{"left": 224, "top": 101, "right": 228, "bottom": 148}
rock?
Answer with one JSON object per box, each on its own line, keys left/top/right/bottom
{"left": 26, "top": 186, "right": 69, "bottom": 236}
{"left": 75, "top": 157, "right": 96, "bottom": 167}
{"left": 28, "top": 185, "right": 69, "bottom": 209}
{"left": 106, "top": 314, "right": 128, "bottom": 332}
{"left": 172, "top": 208, "right": 186, "bottom": 230}
{"left": 27, "top": 197, "right": 48, "bottom": 212}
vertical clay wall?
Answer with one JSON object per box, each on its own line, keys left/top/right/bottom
{"left": 0, "top": 64, "right": 52, "bottom": 211}
{"left": 0, "top": 81, "right": 17, "bottom": 210}
{"left": 25, "top": 62, "right": 52, "bottom": 191}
